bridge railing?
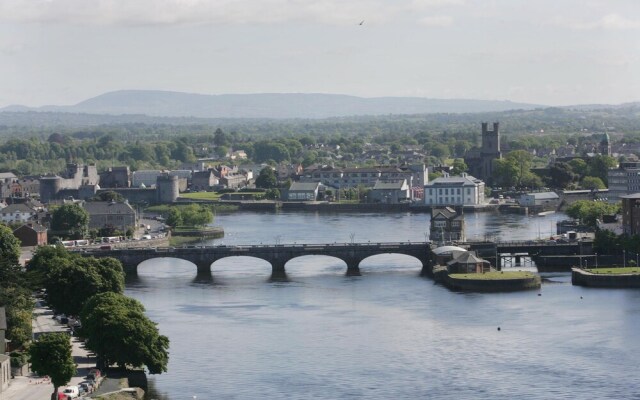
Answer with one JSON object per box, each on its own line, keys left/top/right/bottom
{"left": 76, "top": 241, "right": 430, "bottom": 253}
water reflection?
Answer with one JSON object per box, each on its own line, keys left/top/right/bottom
{"left": 122, "top": 211, "right": 640, "bottom": 400}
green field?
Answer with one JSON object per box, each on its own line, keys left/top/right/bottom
{"left": 585, "top": 267, "right": 640, "bottom": 275}
{"left": 449, "top": 271, "right": 537, "bottom": 280}
{"left": 178, "top": 192, "right": 222, "bottom": 201}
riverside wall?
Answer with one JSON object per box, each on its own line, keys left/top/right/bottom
{"left": 571, "top": 268, "right": 640, "bottom": 288}
{"left": 431, "top": 266, "right": 541, "bottom": 292}
{"left": 442, "top": 274, "right": 541, "bottom": 292}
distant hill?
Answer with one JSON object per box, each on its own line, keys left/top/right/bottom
{"left": 1, "top": 90, "right": 543, "bottom": 119}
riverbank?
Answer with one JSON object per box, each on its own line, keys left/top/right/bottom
{"left": 176, "top": 199, "right": 499, "bottom": 213}
{"left": 571, "top": 267, "right": 640, "bottom": 288}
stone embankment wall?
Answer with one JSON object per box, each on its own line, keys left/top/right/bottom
{"left": 571, "top": 268, "right": 640, "bottom": 288}
{"left": 432, "top": 266, "right": 541, "bottom": 292}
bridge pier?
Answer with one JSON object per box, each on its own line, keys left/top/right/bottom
{"left": 270, "top": 261, "right": 288, "bottom": 282}
{"left": 195, "top": 261, "right": 212, "bottom": 274}
{"left": 346, "top": 265, "right": 361, "bottom": 276}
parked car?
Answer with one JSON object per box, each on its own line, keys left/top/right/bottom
{"left": 61, "top": 386, "right": 79, "bottom": 399}
{"left": 78, "top": 381, "right": 93, "bottom": 393}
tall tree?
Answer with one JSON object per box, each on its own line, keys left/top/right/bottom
{"left": 81, "top": 292, "right": 170, "bottom": 374}
{"left": 548, "top": 162, "right": 576, "bottom": 189}
{"left": 51, "top": 203, "right": 89, "bottom": 239}
{"left": 566, "top": 200, "right": 619, "bottom": 227}
{"left": 29, "top": 333, "right": 76, "bottom": 400}
{"left": 505, "top": 150, "right": 533, "bottom": 187}
{"left": 581, "top": 176, "right": 606, "bottom": 190}
{"left": 0, "top": 224, "right": 21, "bottom": 267}
{"left": 255, "top": 167, "right": 277, "bottom": 189}
{"left": 28, "top": 246, "right": 125, "bottom": 315}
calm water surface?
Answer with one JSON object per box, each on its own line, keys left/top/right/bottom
{"left": 125, "top": 212, "right": 640, "bottom": 399}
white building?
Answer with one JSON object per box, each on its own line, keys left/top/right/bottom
{"left": 0, "top": 203, "right": 36, "bottom": 224}
{"left": 519, "top": 192, "right": 560, "bottom": 207}
{"left": 424, "top": 174, "right": 485, "bottom": 206}
{"left": 300, "top": 164, "right": 426, "bottom": 192}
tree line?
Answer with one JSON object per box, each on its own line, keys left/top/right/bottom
{"left": 0, "top": 226, "right": 169, "bottom": 400}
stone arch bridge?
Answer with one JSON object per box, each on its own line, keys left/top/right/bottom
{"left": 79, "top": 242, "right": 433, "bottom": 278}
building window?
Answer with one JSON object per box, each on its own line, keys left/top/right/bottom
{"left": 434, "top": 220, "right": 446, "bottom": 227}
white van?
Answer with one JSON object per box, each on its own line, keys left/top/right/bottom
{"left": 62, "top": 386, "right": 80, "bottom": 398}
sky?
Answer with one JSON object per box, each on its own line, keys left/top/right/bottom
{"left": 0, "top": 0, "right": 639, "bottom": 108}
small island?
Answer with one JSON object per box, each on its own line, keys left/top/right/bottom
{"left": 572, "top": 267, "right": 640, "bottom": 288}
{"left": 431, "top": 245, "right": 541, "bottom": 292}
{"left": 443, "top": 271, "right": 541, "bottom": 292}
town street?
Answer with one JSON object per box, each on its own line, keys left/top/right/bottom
{"left": 0, "top": 304, "right": 97, "bottom": 400}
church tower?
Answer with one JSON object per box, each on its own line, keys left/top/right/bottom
{"left": 480, "top": 122, "right": 501, "bottom": 183}
{"left": 600, "top": 133, "right": 611, "bottom": 156}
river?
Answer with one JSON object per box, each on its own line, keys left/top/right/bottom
{"left": 125, "top": 211, "right": 640, "bottom": 399}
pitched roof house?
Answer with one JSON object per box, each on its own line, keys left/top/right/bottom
{"left": 13, "top": 223, "right": 48, "bottom": 247}
{"left": 82, "top": 201, "right": 137, "bottom": 230}
{"left": 0, "top": 203, "right": 36, "bottom": 224}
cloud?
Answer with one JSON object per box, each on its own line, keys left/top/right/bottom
{"left": 418, "top": 15, "right": 453, "bottom": 27}
{"left": 0, "top": 0, "right": 397, "bottom": 26}
{"left": 553, "top": 13, "right": 640, "bottom": 30}
{"left": 409, "top": 0, "right": 463, "bottom": 10}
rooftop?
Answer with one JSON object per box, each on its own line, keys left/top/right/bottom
{"left": 372, "top": 180, "right": 406, "bottom": 190}
{"left": 83, "top": 201, "right": 135, "bottom": 215}
{"left": 289, "top": 182, "right": 320, "bottom": 191}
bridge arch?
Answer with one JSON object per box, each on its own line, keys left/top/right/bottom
{"left": 136, "top": 257, "right": 200, "bottom": 277}
{"left": 359, "top": 253, "right": 424, "bottom": 274}
{"left": 210, "top": 255, "right": 275, "bottom": 280}
{"left": 284, "top": 254, "right": 349, "bottom": 276}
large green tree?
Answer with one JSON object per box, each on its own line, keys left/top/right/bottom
{"left": 505, "top": 150, "right": 534, "bottom": 187}
{"left": 29, "top": 332, "right": 76, "bottom": 400}
{"left": 0, "top": 224, "right": 21, "bottom": 266}
{"left": 581, "top": 176, "right": 606, "bottom": 190}
{"left": 180, "top": 204, "right": 214, "bottom": 227}
{"left": 566, "top": 200, "right": 619, "bottom": 227}
{"left": 0, "top": 285, "right": 33, "bottom": 348}
{"left": 0, "top": 225, "right": 33, "bottom": 347}
{"left": 586, "top": 155, "right": 617, "bottom": 185}
{"left": 548, "top": 162, "right": 576, "bottom": 189}
{"left": 255, "top": 167, "right": 277, "bottom": 189}
{"left": 51, "top": 203, "right": 89, "bottom": 239}
{"left": 80, "top": 292, "right": 169, "bottom": 374}
{"left": 165, "top": 207, "right": 183, "bottom": 228}
{"left": 28, "top": 246, "right": 125, "bottom": 315}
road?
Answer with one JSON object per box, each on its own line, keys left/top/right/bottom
{"left": 0, "top": 304, "right": 97, "bottom": 400}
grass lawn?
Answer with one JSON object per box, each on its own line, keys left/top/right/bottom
{"left": 173, "top": 225, "right": 219, "bottom": 232}
{"left": 449, "top": 271, "right": 537, "bottom": 280}
{"left": 169, "top": 236, "right": 202, "bottom": 247}
{"left": 584, "top": 267, "right": 640, "bottom": 275}
{"left": 179, "top": 192, "right": 222, "bottom": 201}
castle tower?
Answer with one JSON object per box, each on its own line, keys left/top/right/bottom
{"left": 39, "top": 176, "right": 62, "bottom": 203}
{"left": 480, "top": 122, "right": 501, "bottom": 184}
{"left": 156, "top": 174, "right": 179, "bottom": 204}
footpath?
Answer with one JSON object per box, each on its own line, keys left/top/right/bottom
{"left": 0, "top": 304, "right": 97, "bottom": 400}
